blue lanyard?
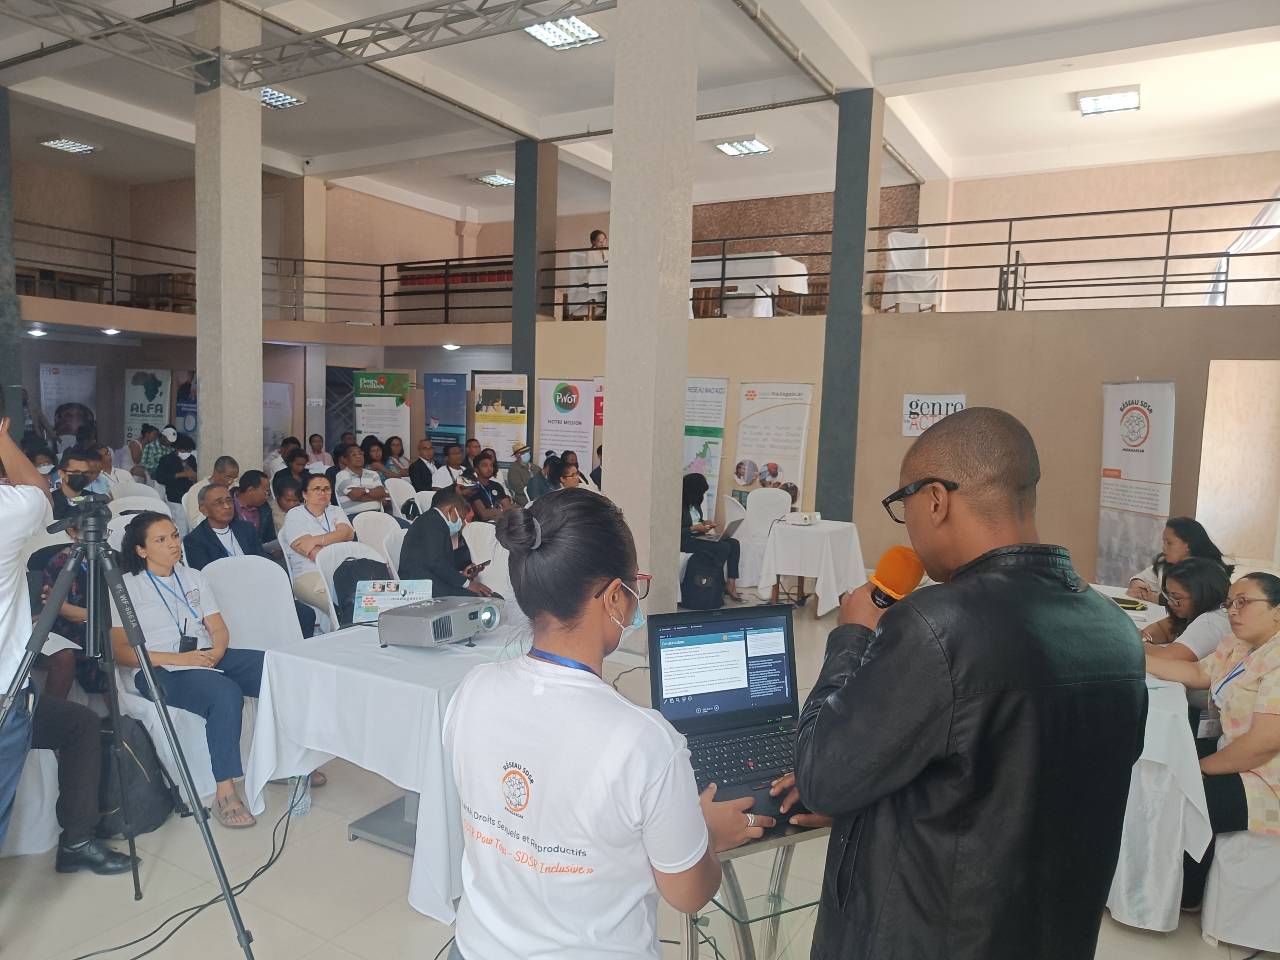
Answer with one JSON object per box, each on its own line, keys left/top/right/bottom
{"left": 1212, "top": 659, "right": 1249, "bottom": 704}
{"left": 146, "top": 569, "right": 201, "bottom": 631}
{"left": 478, "top": 482, "right": 496, "bottom": 507}
{"left": 310, "top": 509, "right": 332, "bottom": 533}
{"left": 528, "top": 648, "right": 598, "bottom": 677}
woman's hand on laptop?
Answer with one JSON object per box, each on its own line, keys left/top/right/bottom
{"left": 700, "top": 783, "right": 774, "bottom": 851}
{"left": 770, "top": 773, "right": 834, "bottom": 828}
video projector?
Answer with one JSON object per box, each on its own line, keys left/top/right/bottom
{"left": 377, "top": 597, "right": 503, "bottom": 649}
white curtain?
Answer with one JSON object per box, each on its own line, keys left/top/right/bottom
{"left": 1204, "top": 187, "right": 1280, "bottom": 305}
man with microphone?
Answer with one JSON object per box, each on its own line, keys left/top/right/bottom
{"left": 772, "top": 407, "right": 1146, "bottom": 960}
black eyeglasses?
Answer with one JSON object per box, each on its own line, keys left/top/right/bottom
{"left": 882, "top": 477, "right": 959, "bottom": 524}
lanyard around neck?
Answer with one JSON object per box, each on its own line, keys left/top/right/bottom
{"left": 213, "top": 525, "right": 240, "bottom": 555}
{"left": 528, "top": 648, "right": 598, "bottom": 677}
{"left": 308, "top": 507, "right": 332, "bottom": 533}
{"left": 146, "top": 569, "right": 200, "bottom": 630}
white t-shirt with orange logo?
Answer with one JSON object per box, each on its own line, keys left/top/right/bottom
{"left": 442, "top": 654, "right": 708, "bottom": 960}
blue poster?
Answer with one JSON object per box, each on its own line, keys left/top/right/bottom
{"left": 424, "top": 374, "right": 467, "bottom": 462}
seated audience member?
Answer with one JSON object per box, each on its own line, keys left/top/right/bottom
{"left": 462, "top": 438, "right": 482, "bottom": 476}
{"left": 591, "top": 445, "right": 603, "bottom": 489}
{"left": 185, "top": 484, "right": 316, "bottom": 638}
{"left": 505, "top": 442, "right": 533, "bottom": 506}
{"left": 281, "top": 473, "right": 354, "bottom": 612}
{"left": 81, "top": 447, "right": 111, "bottom": 496}
{"left": 269, "top": 477, "right": 300, "bottom": 541}
{"left": 207, "top": 455, "right": 240, "bottom": 490}
{"left": 680, "top": 473, "right": 743, "bottom": 602}
{"left": 1145, "top": 573, "right": 1280, "bottom": 910}
{"left": 467, "top": 453, "right": 513, "bottom": 521}
{"left": 554, "top": 458, "right": 583, "bottom": 491}
{"left": 111, "top": 511, "right": 265, "bottom": 829}
{"left": 433, "top": 443, "right": 470, "bottom": 490}
{"left": 125, "top": 429, "right": 149, "bottom": 479}
{"left": 384, "top": 436, "right": 410, "bottom": 475}
{"left": 39, "top": 522, "right": 107, "bottom": 699}
{"left": 264, "top": 436, "right": 300, "bottom": 480}
{"left": 272, "top": 448, "right": 309, "bottom": 499}
{"left": 94, "top": 443, "right": 134, "bottom": 487}
{"left": 306, "top": 433, "right": 333, "bottom": 468}
{"left": 1128, "top": 517, "right": 1231, "bottom": 604}
{"left": 442, "top": 489, "right": 763, "bottom": 960}
{"left": 335, "top": 444, "right": 387, "bottom": 518}
{"left": 400, "top": 489, "right": 493, "bottom": 597}
{"left": 233, "top": 470, "right": 277, "bottom": 547}
{"left": 525, "top": 454, "right": 559, "bottom": 501}
{"left": 139, "top": 424, "right": 171, "bottom": 479}
{"left": 1143, "top": 557, "right": 1233, "bottom": 662}
{"left": 52, "top": 447, "right": 96, "bottom": 520}
{"left": 361, "top": 436, "right": 399, "bottom": 481}
{"left": 32, "top": 447, "right": 58, "bottom": 491}
{"left": 339, "top": 431, "right": 357, "bottom": 447}
{"left": 409, "top": 438, "right": 436, "bottom": 493}
{"left": 561, "top": 449, "right": 594, "bottom": 489}
{"left": 154, "top": 434, "right": 198, "bottom": 507}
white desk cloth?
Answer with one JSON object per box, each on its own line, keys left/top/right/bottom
{"left": 244, "top": 624, "right": 516, "bottom": 922}
{"left": 689, "top": 252, "right": 809, "bottom": 318}
{"left": 754, "top": 520, "right": 866, "bottom": 618}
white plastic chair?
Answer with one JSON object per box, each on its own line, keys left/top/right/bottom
{"left": 202, "top": 555, "right": 304, "bottom": 651}
{"left": 20, "top": 529, "right": 72, "bottom": 573}
{"left": 463, "top": 521, "right": 497, "bottom": 565}
{"left": 412, "top": 490, "right": 436, "bottom": 517}
{"left": 181, "top": 484, "right": 206, "bottom": 530}
{"left": 315, "top": 541, "right": 388, "bottom": 630}
{"left": 882, "top": 231, "right": 940, "bottom": 312}
{"left": 1201, "top": 832, "right": 1280, "bottom": 954}
{"left": 722, "top": 495, "right": 747, "bottom": 532}
{"left": 353, "top": 512, "right": 401, "bottom": 565}
{"left": 383, "top": 528, "right": 407, "bottom": 577}
{"left": 385, "top": 477, "right": 415, "bottom": 520}
{"left": 0, "top": 751, "right": 60, "bottom": 857}
{"left": 478, "top": 543, "right": 529, "bottom": 630}
{"left": 739, "top": 489, "right": 791, "bottom": 589}
{"left": 111, "top": 496, "right": 172, "bottom": 519}
{"left": 110, "top": 480, "right": 162, "bottom": 502}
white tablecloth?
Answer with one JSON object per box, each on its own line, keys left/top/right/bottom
{"left": 689, "top": 251, "right": 809, "bottom": 318}
{"left": 754, "top": 520, "right": 866, "bottom": 618}
{"left": 1107, "top": 680, "right": 1211, "bottom": 932}
{"left": 244, "top": 624, "right": 517, "bottom": 922}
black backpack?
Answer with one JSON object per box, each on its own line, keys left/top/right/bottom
{"left": 332, "top": 556, "right": 392, "bottom": 627}
{"left": 680, "top": 553, "right": 725, "bottom": 610}
{"left": 98, "top": 715, "right": 177, "bottom": 838}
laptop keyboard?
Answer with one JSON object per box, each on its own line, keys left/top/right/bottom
{"left": 689, "top": 727, "right": 794, "bottom": 790}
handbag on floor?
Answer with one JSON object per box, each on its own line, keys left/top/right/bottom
{"left": 98, "top": 715, "right": 177, "bottom": 838}
{"left": 680, "top": 553, "right": 725, "bottom": 610}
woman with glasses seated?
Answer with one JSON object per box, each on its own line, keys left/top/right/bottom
{"left": 280, "top": 473, "right": 355, "bottom": 612}
{"left": 1127, "top": 517, "right": 1231, "bottom": 604}
{"left": 1142, "top": 557, "right": 1233, "bottom": 662}
{"left": 441, "top": 488, "right": 769, "bottom": 960}
{"left": 1145, "top": 572, "right": 1280, "bottom": 911}
{"left": 680, "top": 473, "right": 742, "bottom": 602}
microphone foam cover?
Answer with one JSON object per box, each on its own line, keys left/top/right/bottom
{"left": 868, "top": 546, "right": 925, "bottom": 602}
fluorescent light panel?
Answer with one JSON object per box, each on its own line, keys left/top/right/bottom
{"left": 473, "top": 172, "right": 515, "bottom": 188}
{"left": 715, "top": 137, "right": 771, "bottom": 157}
{"left": 525, "top": 16, "right": 602, "bottom": 50}
{"left": 1077, "top": 85, "right": 1140, "bottom": 117}
{"left": 260, "top": 86, "right": 305, "bottom": 109}
{"left": 41, "top": 137, "right": 96, "bottom": 155}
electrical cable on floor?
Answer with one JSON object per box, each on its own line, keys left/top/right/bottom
{"left": 432, "top": 936, "right": 455, "bottom": 960}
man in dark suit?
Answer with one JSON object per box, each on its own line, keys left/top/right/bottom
{"left": 408, "top": 438, "right": 435, "bottom": 493}
{"left": 399, "top": 489, "right": 492, "bottom": 598}
{"left": 184, "top": 483, "right": 316, "bottom": 637}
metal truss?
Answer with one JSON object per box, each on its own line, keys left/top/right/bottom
{"left": 0, "top": 0, "right": 617, "bottom": 90}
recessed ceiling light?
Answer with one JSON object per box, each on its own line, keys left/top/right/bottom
{"left": 1077, "top": 85, "right": 1140, "bottom": 117}
{"left": 525, "top": 16, "right": 602, "bottom": 50}
{"left": 715, "top": 137, "right": 771, "bottom": 158}
{"left": 41, "top": 137, "right": 97, "bottom": 155}
{"left": 471, "top": 172, "right": 515, "bottom": 188}
{"left": 103, "top": 328, "right": 121, "bottom": 336}
{"left": 27, "top": 328, "right": 47, "bottom": 337}
{"left": 260, "top": 86, "right": 306, "bottom": 109}
{"left": 442, "top": 343, "right": 461, "bottom": 351}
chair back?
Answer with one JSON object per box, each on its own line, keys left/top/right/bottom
{"left": 412, "top": 490, "right": 436, "bottom": 517}
{"left": 722, "top": 495, "right": 748, "bottom": 530}
{"left": 181, "top": 485, "right": 205, "bottom": 529}
{"left": 315, "top": 541, "right": 387, "bottom": 630}
{"left": 383, "top": 528, "right": 407, "bottom": 577}
{"left": 743, "top": 488, "right": 791, "bottom": 539}
{"left": 385, "top": 478, "right": 415, "bottom": 519}
{"left": 20, "top": 530, "right": 72, "bottom": 575}
{"left": 111, "top": 496, "right": 172, "bottom": 519}
{"left": 887, "top": 231, "right": 930, "bottom": 273}
{"left": 353, "top": 512, "right": 400, "bottom": 564}
{"left": 202, "top": 555, "right": 303, "bottom": 651}
{"left": 462, "top": 521, "right": 497, "bottom": 565}
{"left": 110, "top": 480, "right": 162, "bottom": 502}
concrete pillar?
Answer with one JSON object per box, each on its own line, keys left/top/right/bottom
{"left": 511, "top": 139, "right": 558, "bottom": 446}
{"left": 815, "top": 88, "right": 883, "bottom": 522}
{"left": 304, "top": 344, "right": 326, "bottom": 439}
{"left": 456, "top": 221, "right": 482, "bottom": 259}
{"left": 0, "top": 88, "right": 22, "bottom": 434}
{"left": 195, "top": 1, "right": 263, "bottom": 470}
{"left": 603, "top": 0, "right": 697, "bottom": 620}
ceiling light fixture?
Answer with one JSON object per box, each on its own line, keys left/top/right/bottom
{"left": 103, "top": 328, "right": 121, "bottom": 336}
{"left": 471, "top": 171, "right": 515, "bottom": 188}
{"left": 27, "top": 328, "right": 47, "bottom": 337}
{"left": 525, "top": 16, "right": 602, "bottom": 50}
{"left": 1076, "top": 85, "right": 1140, "bottom": 117}
{"left": 260, "top": 86, "right": 306, "bottom": 110}
{"left": 715, "top": 137, "right": 771, "bottom": 158}
{"left": 41, "top": 137, "right": 97, "bottom": 155}
{"left": 442, "top": 343, "right": 461, "bottom": 351}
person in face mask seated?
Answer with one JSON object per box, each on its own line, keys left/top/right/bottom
{"left": 154, "top": 434, "right": 199, "bottom": 507}
{"left": 505, "top": 441, "right": 534, "bottom": 506}
{"left": 399, "top": 489, "right": 493, "bottom": 597}
{"left": 52, "top": 447, "right": 97, "bottom": 520}
{"left": 441, "top": 488, "right": 770, "bottom": 960}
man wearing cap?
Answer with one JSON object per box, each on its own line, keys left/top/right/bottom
{"left": 506, "top": 441, "right": 534, "bottom": 506}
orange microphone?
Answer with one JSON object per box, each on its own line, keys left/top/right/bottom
{"left": 868, "top": 546, "right": 925, "bottom": 609}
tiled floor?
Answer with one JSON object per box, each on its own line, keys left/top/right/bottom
{"left": 2, "top": 604, "right": 1274, "bottom": 960}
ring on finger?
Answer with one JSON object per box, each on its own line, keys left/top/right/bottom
{"left": 745, "top": 813, "right": 757, "bottom": 828}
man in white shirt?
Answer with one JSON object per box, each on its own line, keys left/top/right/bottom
{"left": 334, "top": 444, "right": 387, "bottom": 517}
{"left": 263, "top": 436, "right": 300, "bottom": 481}
{"left": 433, "top": 442, "right": 471, "bottom": 490}
{"left": 92, "top": 443, "right": 134, "bottom": 488}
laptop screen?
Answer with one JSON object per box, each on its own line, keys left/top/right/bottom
{"left": 649, "top": 605, "right": 797, "bottom": 732}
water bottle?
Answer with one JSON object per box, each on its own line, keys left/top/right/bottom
{"left": 287, "top": 775, "right": 312, "bottom": 817}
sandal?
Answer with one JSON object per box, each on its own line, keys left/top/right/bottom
{"left": 309, "top": 770, "right": 328, "bottom": 788}
{"left": 213, "top": 793, "right": 257, "bottom": 829}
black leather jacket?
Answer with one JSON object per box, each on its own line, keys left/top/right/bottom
{"left": 796, "top": 544, "right": 1147, "bottom": 960}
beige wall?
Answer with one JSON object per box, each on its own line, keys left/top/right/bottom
{"left": 1196, "top": 360, "right": 1280, "bottom": 563}
{"left": 324, "top": 185, "right": 458, "bottom": 264}
{"left": 12, "top": 161, "right": 131, "bottom": 236}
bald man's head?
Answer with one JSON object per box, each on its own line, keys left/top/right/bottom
{"left": 902, "top": 407, "right": 1040, "bottom": 523}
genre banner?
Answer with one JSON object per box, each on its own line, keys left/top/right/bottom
{"left": 174, "top": 370, "right": 198, "bottom": 444}
{"left": 683, "top": 378, "right": 729, "bottom": 515}
{"left": 424, "top": 373, "right": 468, "bottom": 455}
{"left": 732, "top": 383, "right": 813, "bottom": 507}
{"left": 903, "top": 393, "right": 966, "bottom": 437}
{"left": 262, "top": 381, "right": 294, "bottom": 460}
{"left": 354, "top": 371, "right": 412, "bottom": 445}
{"left": 473, "top": 373, "right": 527, "bottom": 464}
{"left": 537, "top": 379, "right": 595, "bottom": 463}
{"left": 124, "top": 369, "right": 171, "bottom": 443}
{"left": 1097, "top": 381, "right": 1175, "bottom": 586}
{"left": 39, "top": 363, "right": 97, "bottom": 450}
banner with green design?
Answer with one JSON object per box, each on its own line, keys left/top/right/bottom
{"left": 536, "top": 379, "right": 594, "bottom": 463}
{"left": 354, "top": 371, "right": 411, "bottom": 445}
{"left": 684, "top": 379, "right": 729, "bottom": 516}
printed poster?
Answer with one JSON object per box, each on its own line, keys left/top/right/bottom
{"left": 353, "top": 580, "right": 433, "bottom": 624}
{"left": 124, "top": 369, "right": 171, "bottom": 443}
{"left": 593, "top": 377, "right": 605, "bottom": 427}
{"left": 733, "top": 383, "right": 813, "bottom": 507}
{"left": 537, "top": 379, "right": 594, "bottom": 464}
{"left": 40, "top": 363, "right": 97, "bottom": 450}
{"left": 262, "top": 381, "right": 294, "bottom": 460}
{"left": 683, "top": 379, "right": 729, "bottom": 516}
{"left": 355, "top": 371, "right": 412, "bottom": 445}
{"left": 473, "top": 373, "right": 527, "bottom": 464}
{"left": 174, "top": 370, "right": 197, "bottom": 444}
{"left": 903, "top": 393, "right": 966, "bottom": 437}
{"left": 1097, "top": 381, "right": 1175, "bottom": 586}
{"left": 424, "top": 374, "right": 468, "bottom": 459}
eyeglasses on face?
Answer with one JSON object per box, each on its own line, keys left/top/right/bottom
{"left": 881, "top": 477, "right": 959, "bottom": 524}
{"left": 593, "top": 573, "right": 652, "bottom": 602}
{"left": 1222, "top": 596, "right": 1274, "bottom": 612}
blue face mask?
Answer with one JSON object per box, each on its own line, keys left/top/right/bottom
{"left": 519, "top": 451, "right": 531, "bottom": 464}
{"left": 445, "top": 511, "right": 464, "bottom": 536}
{"left": 87, "top": 475, "right": 111, "bottom": 495}
{"left": 610, "top": 581, "right": 646, "bottom": 641}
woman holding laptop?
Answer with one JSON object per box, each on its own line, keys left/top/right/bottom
{"left": 441, "top": 488, "right": 770, "bottom": 959}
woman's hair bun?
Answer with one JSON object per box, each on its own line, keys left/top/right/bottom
{"left": 496, "top": 507, "right": 541, "bottom": 556}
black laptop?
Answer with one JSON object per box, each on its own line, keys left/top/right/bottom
{"left": 648, "top": 604, "right": 799, "bottom": 819}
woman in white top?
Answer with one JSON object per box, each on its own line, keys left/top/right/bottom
{"left": 110, "top": 511, "right": 264, "bottom": 828}
{"left": 1128, "top": 517, "right": 1231, "bottom": 604}
{"left": 1143, "top": 558, "right": 1234, "bottom": 662}
{"left": 441, "top": 489, "right": 770, "bottom": 960}
{"left": 281, "top": 473, "right": 354, "bottom": 612}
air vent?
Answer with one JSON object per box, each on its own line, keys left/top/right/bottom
{"left": 432, "top": 616, "right": 453, "bottom": 642}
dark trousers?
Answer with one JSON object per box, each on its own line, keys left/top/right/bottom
{"left": 134, "top": 648, "right": 264, "bottom": 783}
{"left": 0, "top": 691, "right": 34, "bottom": 851}
{"left": 1183, "top": 737, "right": 1249, "bottom": 907}
{"left": 682, "top": 533, "right": 741, "bottom": 580}
{"left": 31, "top": 692, "right": 101, "bottom": 846}
{"left": 294, "top": 600, "right": 317, "bottom": 638}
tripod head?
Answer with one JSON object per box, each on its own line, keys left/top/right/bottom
{"left": 47, "top": 491, "right": 113, "bottom": 542}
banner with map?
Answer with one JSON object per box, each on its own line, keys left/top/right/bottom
{"left": 124, "top": 369, "right": 171, "bottom": 443}
{"left": 683, "top": 378, "right": 729, "bottom": 516}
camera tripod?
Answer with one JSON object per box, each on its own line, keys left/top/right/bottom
{"left": 0, "top": 494, "right": 255, "bottom": 959}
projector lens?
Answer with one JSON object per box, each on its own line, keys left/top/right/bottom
{"left": 479, "top": 605, "right": 500, "bottom": 630}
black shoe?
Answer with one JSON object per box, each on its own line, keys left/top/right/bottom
{"left": 55, "top": 839, "right": 137, "bottom": 875}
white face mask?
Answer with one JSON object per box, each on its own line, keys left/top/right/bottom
{"left": 179, "top": 450, "right": 195, "bottom": 461}
{"left": 37, "top": 464, "right": 54, "bottom": 475}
